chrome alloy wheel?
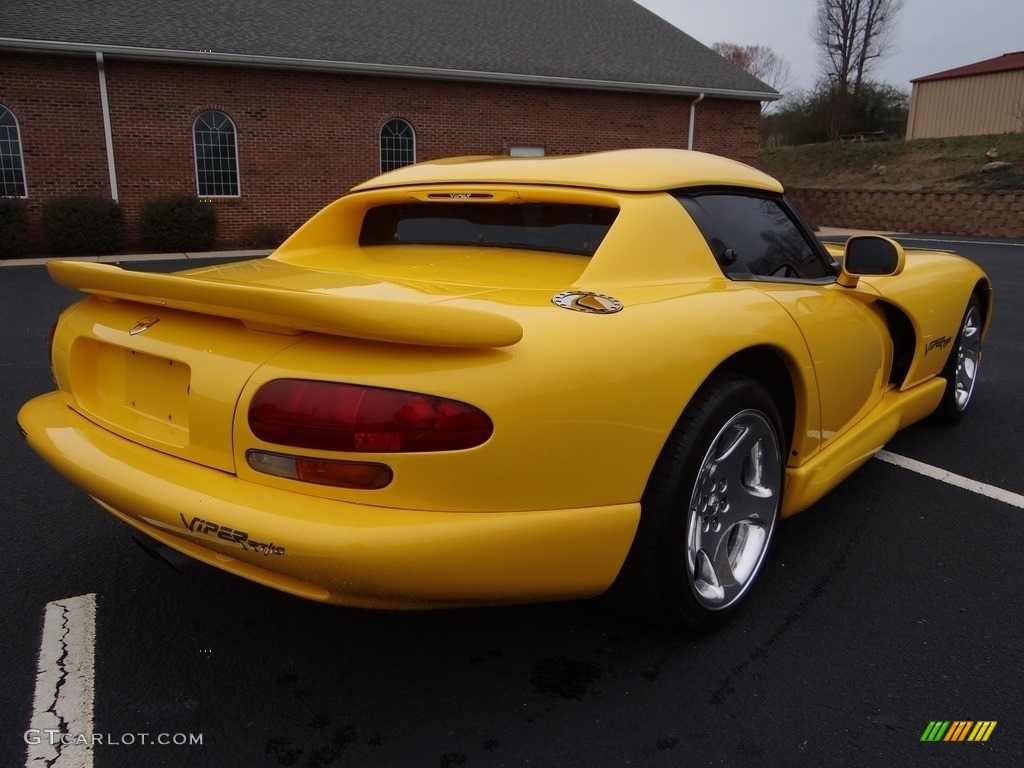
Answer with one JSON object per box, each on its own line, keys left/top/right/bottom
{"left": 954, "top": 304, "right": 982, "bottom": 412}
{"left": 685, "top": 410, "right": 781, "bottom": 611}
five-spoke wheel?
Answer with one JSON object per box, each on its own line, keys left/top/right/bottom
{"left": 686, "top": 409, "right": 781, "bottom": 611}
{"left": 614, "top": 374, "right": 783, "bottom": 631}
{"left": 934, "top": 294, "right": 983, "bottom": 424}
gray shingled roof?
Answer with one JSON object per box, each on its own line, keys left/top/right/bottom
{"left": 0, "top": 0, "right": 778, "bottom": 99}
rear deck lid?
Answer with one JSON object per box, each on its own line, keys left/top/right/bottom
{"left": 55, "top": 297, "right": 308, "bottom": 473}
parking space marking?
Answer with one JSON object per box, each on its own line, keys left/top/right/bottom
{"left": 26, "top": 593, "right": 96, "bottom": 768}
{"left": 877, "top": 450, "right": 1024, "bottom": 509}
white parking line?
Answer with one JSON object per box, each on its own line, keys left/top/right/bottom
{"left": 876, "top": 450, "right": 1024, "bottom": 509}
{"left": 26, "top": 594, "right": 96, "bottom": 768}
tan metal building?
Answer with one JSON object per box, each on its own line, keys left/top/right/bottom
{"left": 906, "top": 51, "right": 1024, "bottom": 139}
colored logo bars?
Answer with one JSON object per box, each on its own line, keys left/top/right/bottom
{"left": 920, "top": 721, "right": 997, "bottom": 742}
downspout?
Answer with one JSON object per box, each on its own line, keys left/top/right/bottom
{"left": 687, "top": 92, "right": 705, "bottom": 150}
{"left": 95, "top": 52, "right": 119, "bottom": 201}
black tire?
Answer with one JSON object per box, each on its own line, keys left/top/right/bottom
{"left": 613, "top": 373, "right": 784, "bottom": 632}
{"left": 932, "top": 295, "right": 983, "bottom": 425}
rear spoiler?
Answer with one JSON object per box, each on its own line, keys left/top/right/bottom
{"left": 47, "top": 261, "right": 523, "bottom": 348}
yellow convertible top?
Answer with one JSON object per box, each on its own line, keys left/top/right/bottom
{"left": 352, "top": 148, "right": 784, "bottom": 194}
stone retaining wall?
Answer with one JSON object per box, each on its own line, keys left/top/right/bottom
{"left": 787, "top": 188, "right": 1024, "bottom": 238}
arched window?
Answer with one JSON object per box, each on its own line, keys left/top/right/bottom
{"left": 193, "top": 110, "right": 239, "bottom": 196}
{"left": 380, "top": 118, "right": 415, "bottom": 172}
{"left": 0, "top": 105, "right": 27, "bottom": 197}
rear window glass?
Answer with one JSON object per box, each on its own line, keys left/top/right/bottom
{"left": 360, "top": 203, "right": 617, "bottom": 257}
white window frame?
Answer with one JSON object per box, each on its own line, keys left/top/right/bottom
{"left": 0, "top": 104, "right": 28, "bottom": 197}
{"left": 380, "top": 118, "right": 416, "bottom": 172}
{"left": 193, "top": 109, "right": 240, "bottom": 197}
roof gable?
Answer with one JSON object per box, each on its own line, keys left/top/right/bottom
{"left": 0, "top": 0, "right": 777, "bottom": 98}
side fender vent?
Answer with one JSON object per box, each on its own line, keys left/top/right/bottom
{"left": 881, "top": 302, "right": 915, "bottom": 385}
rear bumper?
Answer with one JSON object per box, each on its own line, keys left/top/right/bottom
{"left": 18, "top": 392, "right": 640, "bottom": 608}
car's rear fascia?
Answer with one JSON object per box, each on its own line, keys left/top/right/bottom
{"left": 18, "top": 392, "right": 639, "bottom": 608}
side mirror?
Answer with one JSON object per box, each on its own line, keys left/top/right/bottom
{"left": 837, "top": 235, "right": 906, "bottom": 288}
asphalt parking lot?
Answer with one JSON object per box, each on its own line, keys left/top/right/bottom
{"left": 1, "top": 235, "right": 1022, "bottom": 767}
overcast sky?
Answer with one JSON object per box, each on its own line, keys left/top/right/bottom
{"left": 634, "top": 0, "right": 1024, "bottom": 97}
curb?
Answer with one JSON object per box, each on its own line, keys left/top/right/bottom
{"left": 0, "top": 249, "right": 273, "bottom": 268}
{"left": 816, "top": 227, "right": 901, "bottom": 237}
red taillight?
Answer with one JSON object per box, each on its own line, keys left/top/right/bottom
{"left": 248, "top": 380, "right": 493, "bottom": 452}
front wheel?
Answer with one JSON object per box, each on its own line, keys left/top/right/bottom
{"left": 932, "top": 295, "right": 983, "bottom": 424}
{"left": 614, "top": 374, "right": 784, "bottom": 632}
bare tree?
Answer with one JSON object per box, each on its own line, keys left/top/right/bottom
{"left": 713, "top": 42, "right": 793, "bottom": 112}
{"left": 811, "top": 0, "right": 904, "bottom": 140}
{"left": 813, "top": 0, "right": 905, "bottom": 95}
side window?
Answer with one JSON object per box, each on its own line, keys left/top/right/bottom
{"left": 678, "top": 193, "right": 832, "bottom": 280}
{"left": 1, "top": 105, "right": 27, "bottom": 197}
{"left": 193, "top": 110, "right": 240, "bottom": 196}
{"left": 380, "top": 118, "right": 415, "bottom": 172}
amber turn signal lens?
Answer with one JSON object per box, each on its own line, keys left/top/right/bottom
{"left": 246, "top": 450, "right": 393, "bottom": 490}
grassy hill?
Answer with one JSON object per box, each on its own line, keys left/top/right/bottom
{"left": 758, "top": 134, "right": 1024, "bottom": 192}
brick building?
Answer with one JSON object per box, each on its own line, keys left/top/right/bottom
{"left": 0, "top": 0, "right": 776, "bottom": 252}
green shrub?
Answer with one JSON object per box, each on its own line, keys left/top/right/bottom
{"left": 0, "top": 198, "right": 30, "bottom": 258}
{"left": 42, "top": 196, "right": 124, "bottom": 255}
{"left": 243, "top": 224, "right": 290, "bottom": 250}
{"left": 139, "top": 196, "right": 218, "bottom": 252}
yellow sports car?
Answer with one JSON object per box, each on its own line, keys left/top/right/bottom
{"left": 19, "top": 149, "right": 991, "bottom": 631}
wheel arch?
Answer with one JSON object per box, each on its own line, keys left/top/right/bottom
{"left": 930, "top": 276, "right": 992, "bottom": 383}
{"left": 974, "top": 277, "right": 993, "bottom": 336}
{"left": 711, "top": 346, "right": 802, "bottom": 461}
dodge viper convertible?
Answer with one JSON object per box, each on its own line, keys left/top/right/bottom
{"left": 19, "top": 149, "right": 991, "bottom": 630}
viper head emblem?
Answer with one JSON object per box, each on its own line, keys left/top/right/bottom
{"left": 129, "top": 316, "right": 161, "bottom": 336}
{"left": 551, "top": 291, "right": 623, "bottom": 314}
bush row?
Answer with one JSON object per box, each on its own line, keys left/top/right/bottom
{"left": 138, "top": 196, "right": 217, "bottom": 253}
{"left": 0, "top": 198, "right": 30, "bottom": 258}
{"left": 0, "top": 195, "right": 218, "bottom": 258}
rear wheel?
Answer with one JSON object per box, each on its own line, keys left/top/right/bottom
{"left": 933, "top": 295, "right": 982, "bottom": 424}
{"left": 615, "top": 374, "right": 783, "bottom": 632}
